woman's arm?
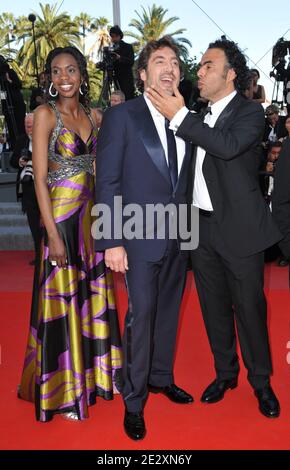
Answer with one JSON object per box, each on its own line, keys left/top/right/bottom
{"left": 32, "top": 105, "right": 67, "bottom": 268}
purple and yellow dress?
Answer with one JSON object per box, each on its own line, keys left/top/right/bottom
{"left": 19, "top": 101, "right": 122, "bottom": 422}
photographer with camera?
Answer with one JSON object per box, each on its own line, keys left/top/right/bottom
{"left": 0, "top": 55, "right": 26, "bottom": 150}
{"left": 271, "top": 38, "right": 290, "bottom": 114}
{"left": 109, "top": 25, "right": 135, "bottom": 100}
{"left": 263, "top": 104, "right": 287, "bottom": 151}
{"left": 260, "top": 140, "right": 289, "bottom": 266}
{"left": 10, "top": 113, "right": 40, "bottom": 264}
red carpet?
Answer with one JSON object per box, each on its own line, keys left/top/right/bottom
{"left": 0, "top": 251, "right": 289, "bottom": 450}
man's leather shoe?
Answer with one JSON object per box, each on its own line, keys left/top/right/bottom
{"left": 124, "top": 411, "right": 146, "bottom": 440}
{"left": 148, "top": 383, "right": 193, "bottom": 404}
{"left": 254, "top": 386, "right": 280, "bottom": 418}
{"left": 201, "top": 378, "right": 238, "bottom": 403}
{"left": 277, "top": 258, "right": 289, "bottom": 267}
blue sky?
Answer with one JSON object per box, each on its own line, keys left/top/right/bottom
{"left": 3, "top": 0, "right": 290, "bottom": 101}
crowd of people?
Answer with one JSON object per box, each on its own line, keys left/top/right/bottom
{"left": 1, "top": 28, "right": 290, "bottom": 441}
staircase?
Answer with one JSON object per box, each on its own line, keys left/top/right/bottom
{"left": 0, "top": 202, "right": 34, "bottom": 250}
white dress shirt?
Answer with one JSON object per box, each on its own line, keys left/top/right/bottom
{"left": 144, "top": 94, "right": 185, "bottom": 175}
{"left": 171, "top": 90, "right": 237, "bottom": 210}
{"left": 268, "top": 126, "right": 277, "bottom": 142}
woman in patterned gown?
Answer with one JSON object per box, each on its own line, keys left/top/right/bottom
{"left": 18, "top": 47, "right": 122, "bottom": 422}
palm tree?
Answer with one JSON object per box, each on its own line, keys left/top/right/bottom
{"left": 17, "top": 3, "right": 81, "bottom": 80}
{"left": 127, "top": 4, "right": 191, "bottom": 58}
{"left": 0, "top": 13, "right": 17, "bottom": 58}
{"left": 13, "top": 16, "right": 31, "bottom": 48}
{"left": 0, "top": 33, "right": 16, "bottom": 59}
{"left": 74, "top": 12, "right": 94, "bottom": 55}
{"left": 89, "top": 17, "right": 111, "bottom": 62}
{"left": 0, "top": 13, "right": 16, "bottom": 36}
{"left": 86, "top": 60, "right": 103, "bottom": 104}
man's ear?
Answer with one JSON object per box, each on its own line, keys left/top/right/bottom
{"left": 139, "top": 69, "right": 147, "bottom": 83}
{"left": 227, "top": 68, "right": 237, "bottom": 84}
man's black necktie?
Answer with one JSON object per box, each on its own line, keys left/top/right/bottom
{"left": 165, "top": 118, "right": 178, "bottom": 188}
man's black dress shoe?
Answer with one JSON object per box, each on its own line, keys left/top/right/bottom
{"left": 148, "top": 383, "right": 193, "bottom": 404}
{"left": 201, "top": 378, "right": 238, "bottom": 403}
{"left": 277, "top": 257, "right": 289, "bottom": 267}
{"left": 124, "top": 411, "right": 146, "bottom": 440}
{"left": 254, "top": 386, "right": 280, "bottom": 418}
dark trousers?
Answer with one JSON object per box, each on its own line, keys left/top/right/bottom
{"left": 191, "top": 213, "right": 272, "bottom": 390}
{"left": 122, "top": 243, "right": 187, "bottom": 412}
{"left": 116, "top": 74, "right": 135, "bottom": 100}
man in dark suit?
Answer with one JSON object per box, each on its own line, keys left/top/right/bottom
{"left": 95, "top": 37, "right": 193, "bottom": 440}
{"left": 263, "top": 104, "right": 287, "bottom": 145}
{"left": 272, "top": 138, "right": 290, "bottom": 260}
{"left": 109, "top": 26, "right": 135, "bottom": 100}
{"left": 147, "top": 38, "right": 281, "bottom": 418}
{"left": 0, "top": 55, "right": 26, "bottom": 149}
{"left": 10, "top": 113, "right": 41, "bottom": 263}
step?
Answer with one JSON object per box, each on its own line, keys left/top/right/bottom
{"left": 0, "top": 202, "right": 23, "bottom": 215}
{"left": 0, "top": 226, "right": 34, "bottom": 250}
{"left": 0, "top": 213, "right": 28, "bottom": 227}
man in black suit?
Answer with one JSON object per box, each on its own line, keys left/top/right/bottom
{"left": 95, "top": 37, "right": 193, "bottom": 440}
{"left": 0, "top": 55, "right": 26, "bottom": 149}
{"left": 10, "top": 113, "right": 41, "bottom": 263}
{"left": 147, "top": 38, "right": 281, "bottom": 418}
{"left": 263, "top": 104, "right": 287, "bottom": 145}
{"left": 109, "top": 26, "right": 135, "bottom": 100}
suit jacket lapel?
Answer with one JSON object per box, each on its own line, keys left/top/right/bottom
{"left": 213, "top": 93, "right": 241, "bottom": 130}
{"left": 174, "top": 142, "right": 192, "bottom": 192}
{"left": 192, "top": 94, "right": 242, "bottom": 190}
{"left": 131, "top": 97, "right": 172, "bottom": 187}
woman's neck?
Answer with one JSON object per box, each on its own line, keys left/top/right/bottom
{"left": 56, "top": 96, "right": 82, "bottom": 117}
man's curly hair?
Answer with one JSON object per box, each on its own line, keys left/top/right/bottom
{"left": 44, "top": 46, "right": 90, "bottom": 108}
{"left": 208, "top": 39, "right": 251, "bottom": 95}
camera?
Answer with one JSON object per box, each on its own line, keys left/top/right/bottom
{"left": 96, "top": 44, "right": 120, "bottom": 72}
{"left": 271, "top": 38, "right": 290, "bottom": 81}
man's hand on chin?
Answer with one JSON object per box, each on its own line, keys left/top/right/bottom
{"left": 145, "top": 83, "right": 185, "bottom": 120}
{"left": 105, "top": 246, "right": 129, "bottom": 274}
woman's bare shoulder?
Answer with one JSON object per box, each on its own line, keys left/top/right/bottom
{"left": 34, "top": 103, "right": 56, "bottom": 127}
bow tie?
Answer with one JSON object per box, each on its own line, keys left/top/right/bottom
{"left": 201, "top": 106, "right": 212, "bottom": 117}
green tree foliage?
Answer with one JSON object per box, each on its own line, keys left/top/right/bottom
{"left": 17, "top": 3, "right": 81, "bottom": 82}
{"left": 0, "top": 3, "right": 196, "bottom": 106}
{"left": 127, "top": 3, "right": 192, "bottom": 59}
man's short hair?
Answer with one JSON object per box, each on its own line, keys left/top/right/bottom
{"left": 111, "top": 90, "right": 125, "bottom": 101}
{"left": 267, "top": 141, "right": 283, "bottom": 153}
{"left": 109, "top": 25, "right": 123, "bottom": 39}
{"left": 265, "top": 104, "right": 279, "bottom": 116}
{"left": 137, "top": 36, "right": 181, "bottom": 91}
{"left": 138, "top": 36, "right": 180, "bottom": 72}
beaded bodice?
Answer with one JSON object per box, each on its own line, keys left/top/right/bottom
{"left": 47, "top": 101, "right": 97, "bottom": 184}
